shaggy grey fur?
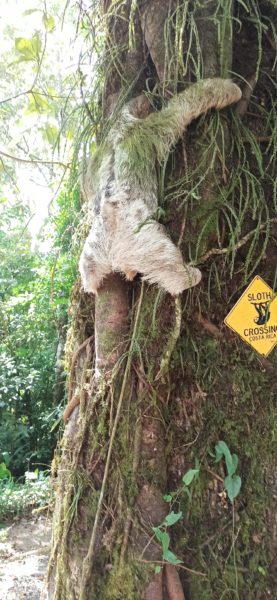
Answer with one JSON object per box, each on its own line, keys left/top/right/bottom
{"left": 80, "top": 79, "right": 241, "bottom": 295}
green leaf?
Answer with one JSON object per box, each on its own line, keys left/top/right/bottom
{"left": 156, "top": 207, "right": 165, "bottom": 220}
{"left": 42, "top": 124, "right": 59, "bottom": 145}
{"left": 42, "top": 13, "right": 55, "bottom": 32}
{"left": 182, "top": 468, "right": 199, "bottom": 486}
{"left": 15, "top": 34, "right": 42, "bottom": 61}
{"left": 152, "top": 527, "right": 164, "bottom": 543}
{"left": 0, "top": 463, "right": 11, "bottom": 479}
{"left": 163, "top": 494, "right": 172, "bottom": 503}
{"left": 154, "top": 566, "right": 161, "bottom": 574}
{"left": 236, "top": 0, "right": 250, "bottom": 12}
{"left": 164, "top": 511, "right": 182, "bottom": 527}
{"left": 31, "top": 33, "right": 42, "bottom": 56}
{"left": 215, "top": 440, "right": 231, "bottom": 462}
{"left": 53, "top": 297, "right": 68, "bottom": 305}
{"left": 230, "top": 453, "right": 238, "bottom": 475}
{"left": 27, "top": 93, "right": 51, "bottom": 115}
{"left": 215, "top": 440, "right": 235, "bottom": 475}
{"left": 47, "top": 85, "right": 57, "bottom": 97}
{"left": 9, "top": 56, "right": 33, "bottom": 66}
{"left": 224, "top": 475, "right": 241, "bottom": 502}
{"left": 15, "top": 37, "right": 36, "bottom": 60}
{"left": 161, "top": 532, "right": 170, "bottom": 555}
{"left": 215, "top": 441, "right": 239, "bottom": 476}
{"left": 50, "top": 415, "right": 62, "bottom": 432}
{"left": 2, "top": 452, "right": 11, "bottom": 467}
{"left": 23, "top": 9, "right": 41, "bottom": 16}
{"left": 163, "top": 549, "right": 182, "bottom": 565}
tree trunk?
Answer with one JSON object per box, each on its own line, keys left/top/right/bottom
{"left": 46, "top": 1, "right": 277, "bottom": 599}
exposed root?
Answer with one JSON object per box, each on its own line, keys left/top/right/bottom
{"left": 193, "top": 310, "right": 222, "bottom": 339}
{"left": 63, "top": 335, "right": 94, "bottom": 423}
{"left": 68, "top": 335, "right": 94, "bottom": 399}
{"left": 165, "top": 564, "right": 186, "bottom": 600}
{"left": 144, "top": 570, "right": 163, "bottom": 600}
{"left": 63, "top": 393, "right": 80, "bottom": 423}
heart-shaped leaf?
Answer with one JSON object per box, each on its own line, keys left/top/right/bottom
{"left": 224, "top": 474, "right": 241, "bottom": 502}
{"left": 152, "top": 527, "right": 164, "bottom": 542}
{"left": 230, "top": 453, "right": 238, "bottom": 476}
{"left": 163, "top": 549, "right": 182, "bottom": 565}
{"left": 164, "top": 511, "right": 182, "bottom": 527}
{"left": 182, "top": 468, "right": 199, "bottom": 486}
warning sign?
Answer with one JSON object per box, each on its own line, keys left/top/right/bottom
{"left": 224, "top": 276, "right": 277, "bottom": 356}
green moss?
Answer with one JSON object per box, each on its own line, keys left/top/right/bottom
{"left": 167, "top": 328, "right": 276, "bottom": 599}
{"left": 104, "top": 563, "right": 148, "bottom": 600}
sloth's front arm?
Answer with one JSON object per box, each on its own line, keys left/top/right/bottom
{"left": 125, "top": 78, "right": 241, "bottom": 163}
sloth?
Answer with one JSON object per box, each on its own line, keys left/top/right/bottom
{"left": 80, "top": 78, "right": 241, "bottom": 295}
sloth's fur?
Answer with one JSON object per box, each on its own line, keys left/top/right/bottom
{"left": 80, "top": 79, "right": 241, "bottom": 295}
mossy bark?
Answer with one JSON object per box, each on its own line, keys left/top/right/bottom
{"left": 186, "top": 0, "right": 235, "bottom": 257}
{"left": 46, "top": 2, "right": 277, "bottom": 599}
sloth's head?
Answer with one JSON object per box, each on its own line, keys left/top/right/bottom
{"left": 126, "top": 95, "right": 152, "bottom": 119}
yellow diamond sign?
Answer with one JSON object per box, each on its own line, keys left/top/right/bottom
{"left": 224, "top": 276, "right": 277, "bottom": 356}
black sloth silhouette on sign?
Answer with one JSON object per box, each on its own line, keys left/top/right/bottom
{"left": 251, "top": 302, "right": 271, "bottom": 326}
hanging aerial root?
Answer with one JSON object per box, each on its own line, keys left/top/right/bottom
{"left": 63, "top": 334, "right": 94, "bottom": 422}
{"left": 68, "top": 335, "right": 94, "bottom": 398}
{"left": 198, "top": 217, "right": 277, "bottom": 264}
{"left": 155, "top": 296, "right": 182, "bottom": 381}
{"left": 235, "top": 74, "right": 257, "bottom": 119}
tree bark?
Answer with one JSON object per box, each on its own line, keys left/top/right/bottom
{"left": 46, "top": 2, "right": 277, "bottom": 599}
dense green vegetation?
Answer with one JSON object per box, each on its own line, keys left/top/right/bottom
{"left": 0, "top": 186, "right": 80, "bottom": 477}
{"left": 0, "top": 1, "right": 86, "bottom": 510}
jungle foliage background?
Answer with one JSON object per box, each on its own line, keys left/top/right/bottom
{"left": 0, "top": 0, "right": 83, "bottom": 498}
{"left": 0, "top": 1, "right": 276, "bottom": 599}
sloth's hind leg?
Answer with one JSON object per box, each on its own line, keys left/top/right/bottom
{"left": 112, "top": 222, "right": 201, "bottom": 296}
{"left": 79, "top": 228, "right": 111, "bottom": 294}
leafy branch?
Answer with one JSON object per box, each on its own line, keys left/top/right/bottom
{"left": 0, "top": 149, "right": 70, "bottom": 169}
{"left": 152, "top": 511, "right": 183, "bottom": 569}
